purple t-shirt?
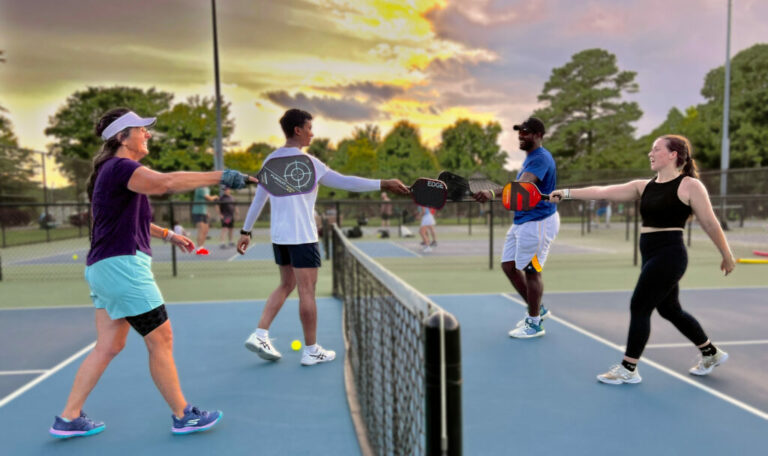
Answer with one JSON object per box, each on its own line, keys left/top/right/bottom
{"left": 86, "top": 157, "right": 152, "bottom": 265}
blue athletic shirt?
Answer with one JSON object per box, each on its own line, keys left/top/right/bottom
{"left": 514, "top": 146, "right": 557, "bottom": 224}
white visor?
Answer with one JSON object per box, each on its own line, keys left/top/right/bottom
{"left": 101, "top": 111, "right": 157, "bottom": 140}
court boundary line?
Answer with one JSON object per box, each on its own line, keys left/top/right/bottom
{"left": 501, "top": 293, "right": 768, "bottom": 421}
{"left": 0, "top": 342, "right": 96, "bottom": 409}
{"left": 385, "top": 240, "right": 422, "bottom": 258}
{"left": 4, "top": 247, "right": 89, "bottom": 266}
{"left": 2, "top": 286, "right": 767, "bottom": 312}
{"left": 0, "top": 370, "right": 48, "bottom": 376}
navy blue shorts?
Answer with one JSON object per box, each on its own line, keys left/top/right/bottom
{"left": 273, "top": 243, "right": 321, "bottom": 268}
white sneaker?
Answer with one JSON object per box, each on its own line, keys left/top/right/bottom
{"left": 508, "top": 318, "right": 545, "bottom": 339}
{"left": 301, "top": 345, "right": 336, "bottom": 366}
{"left": 244, "top": 333, "right": 282, "bottom": 361}
{"left": 515, "top": 305, "right": 551, "bottom": 327}
{"left": 422, "top": 246, "right": 432, "bottom": 253}
{"left": 689, "top": 349, "right": 729, "bottom": 376}
{"left": 597, "top": 364, "right": 642, "bottom": 385}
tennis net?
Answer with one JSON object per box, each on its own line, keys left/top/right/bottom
{"left": 332, "top": 224, "right": 460, "bottom": 456}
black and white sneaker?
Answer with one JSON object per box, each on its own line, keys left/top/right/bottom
{"left": 301, "top": 345, "right": 336, "bottom": 366}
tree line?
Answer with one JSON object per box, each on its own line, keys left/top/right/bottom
{"left": 1, "top": 44, "right": 767, "bottom": 203}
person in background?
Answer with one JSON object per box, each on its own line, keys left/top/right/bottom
{"left": 418, "top": 205, "right": 437, "bottom": 252}
{"left": 218, "top": 186, "right": 238, "bottom": 248}
{"left": 192, "top": 185, "right": 218, "bottom": 255}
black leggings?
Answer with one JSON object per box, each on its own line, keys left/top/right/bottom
{"left": 625, "top": 231, "right": 709, "bottom": 359}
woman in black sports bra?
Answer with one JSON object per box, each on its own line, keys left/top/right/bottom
{"left": 550, "top": 135, "right": 735, "bottom": 385}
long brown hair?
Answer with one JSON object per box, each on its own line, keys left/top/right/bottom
{"left": 86, "top": 108, "right": 132, "bottom": 201}
{"left": 662, "top": 134, "right": 699, "bottom": 179}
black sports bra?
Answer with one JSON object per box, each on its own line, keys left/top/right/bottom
{"left": 640, "top": 175, "right": 692, "bottom": 228}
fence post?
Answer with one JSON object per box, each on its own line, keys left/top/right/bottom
{"left": 580, "top": 204, "right": 585, "bottom": 236}
{"left": 633, "top": 200, "right": 639, "bottom": 266}
{"left": 44, "top": 202, "right": 51, "bottom": 243}
{"left": 488, "top": 200, "right": 494, "bottom": 270}
{"left": 1, "top": 214, "right": 5, "bottom": 248}
{"left": 687, "top": 219, "right": 692, "bottom": 247}
{"left": 468, "top": 202, "right": 472, "bottom": 236}
{"left": 625, "top": 206, "right": 630, "bottom": 241}
{"left": 335, "top": 201, "right": 341, "bottom": 227}
{"left": 169, "top": 201, "right": 177, "bottom": 278}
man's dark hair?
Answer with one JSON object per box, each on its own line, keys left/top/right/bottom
{"left": 279, "top": 109, "right": 313, "bottom": 138}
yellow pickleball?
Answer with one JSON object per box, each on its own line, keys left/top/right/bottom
{"left": 72, "top": 254, "right": 78, "bottom": 260}
{"left": 291, "top": 340, "right": 302, "bottom": 351}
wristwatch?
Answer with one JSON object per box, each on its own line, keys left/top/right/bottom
{"left": 240, "top": 229, "right": 252, "bottom": 238}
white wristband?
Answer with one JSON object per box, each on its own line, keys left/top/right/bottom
{"left": 563, "top": 189, "right": 572, "bottom": 200}
{"left": 165, "top": 230, "right": 175, "bottom": 242}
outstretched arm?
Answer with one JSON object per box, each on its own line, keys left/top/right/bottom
{"left": 551, "top": 179, "right": 648, "bottom": 203}
{"left": 128, "top": 167, "right": 255, "bottom": 195}
{"left": 688, "top": 179, "right": 735, "bottom": 275}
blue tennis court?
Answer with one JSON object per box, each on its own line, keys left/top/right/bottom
{"left": 1, "top": 288, "right": 765, "bottom": 454}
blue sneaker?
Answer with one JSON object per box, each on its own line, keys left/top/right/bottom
{"left": 172, "top": 404, "right": 222, "bottom": 435}
{"left": 49, "top": 412, "right": 105, "bottom": 439}
{"left": 509, "top": 317, "right": 545, "bottom": 338}
{"left": 515, "top": 305, "right": 551, "bottom": 328}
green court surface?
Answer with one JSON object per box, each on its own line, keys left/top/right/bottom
{"left": 1, "top": 222, "right": 765, "bottom": 310}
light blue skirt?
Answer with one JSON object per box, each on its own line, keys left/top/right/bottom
{"left": 84, "top": 251, "right": 165, "bottom": 319}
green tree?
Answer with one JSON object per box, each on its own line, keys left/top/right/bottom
{"left": 436, "top": 119, "right": 505, "bottom": 173}
{"left": 307, "top": 138, "right": 335, "bottom": 163}
{"left": 0, "top": 109, "right": 37, "bottom": 201}
{"left": 376, "top": 120, "right": 437, "bottom": 182}
{"left": 534, "top": 48, "right": 642, "bottom": 172}
{"left": 44, "top": 86, "right": 173, "bottom": 190}
{"left": 225, "top": 142, "right": 272, "bottom": 175}
{"left": 150, "top": 95, "right": 235, "bottom": 172}
{"left": 699, "top": 43, "right": 768, "bottom": 168}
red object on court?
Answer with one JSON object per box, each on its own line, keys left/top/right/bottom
{"left": 754, "top": 250, "right": 768, "bottom": 257}
{"left": 195, "top": 247, "right": 210, "bottom": 256}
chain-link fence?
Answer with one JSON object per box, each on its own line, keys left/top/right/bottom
{"left": 1, "top": 167, "right": 766, "bottom": 281}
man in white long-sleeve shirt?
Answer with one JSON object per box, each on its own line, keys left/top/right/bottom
{"left": 237, "top": 109, "right": 410, "bottom": 365}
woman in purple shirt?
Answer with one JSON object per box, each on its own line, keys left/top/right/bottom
{"left": 49, "top": 108, "right": 254, "bottom": 439}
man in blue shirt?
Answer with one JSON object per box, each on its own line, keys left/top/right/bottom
{"left": 474, "top": 117, "right": 560, "bottom": 338}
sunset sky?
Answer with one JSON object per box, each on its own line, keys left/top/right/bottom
{"left": 1, "top": 0, "right": 767, "bottom": 186}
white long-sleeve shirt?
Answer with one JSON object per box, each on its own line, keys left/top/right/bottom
{"left": 242, "top": 147, "right": 381, "bottom": 244}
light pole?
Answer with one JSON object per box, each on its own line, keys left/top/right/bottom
{"left": 720, "top": 0, "right": 732, "bottom": 230}
{"left": 211, "top": 0, "right": 224, "bottom": 172}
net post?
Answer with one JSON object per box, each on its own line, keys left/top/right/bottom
{"left": 633, "top": 199, "right": 639, "bottom": 266}
{"left": 169, "top": 201, "right": 177, "bottom": 277}
{"left": 335, "top": 201, "right": 341, "bottom": 227}
{"left": 580, "top": 203, "right": 585, "bottom": 236}
{"left": 424, "top": 310, "right": 462, "bottom": 456}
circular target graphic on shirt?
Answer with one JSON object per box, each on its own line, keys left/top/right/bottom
{"left": 283, "top": 159, "right": 314, "bottom": 191}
